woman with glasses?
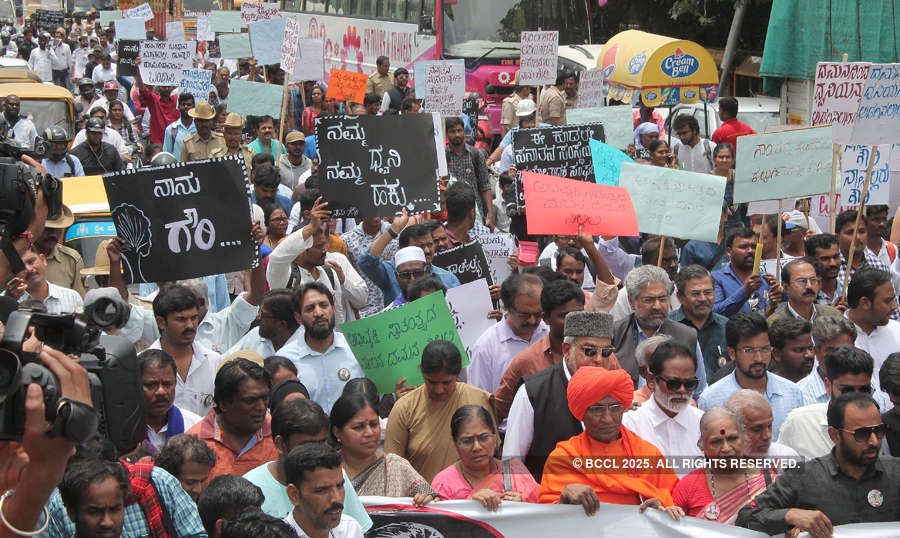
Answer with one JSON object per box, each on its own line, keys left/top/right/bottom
{"left": 431, "top": 405, "right": 539, "bottom": 509}
{"left": 385, "top": 340, "right": 494, "bottom": 482}
{"left": 673, "top": 407, "right": 769, "bottom": 524}
{"left": 331, "top": 391, "right": 437, "bottom": 506}
{"left": 261, "top": 203, "right": 290, "bottom": 258}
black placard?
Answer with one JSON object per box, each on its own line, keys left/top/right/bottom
{"left": 315, "top": 114, "right": 440, "bottom": 218}
{"left": 182, "top": 0, "right": 213, "bottom": 12}
{"left": 512, "top": 122, "right": 606, "bottom": 209}
{"left": 431, "top": 239, "right": 493, "bottom": 286}
{"left": 34, "top": 9, "right": 65, "bottom": 32}
{"left": 102, "top": 155, "right": 257, "bottom": 283}
{"left": 116, "top": 40, "right": 140, "bottom": 77}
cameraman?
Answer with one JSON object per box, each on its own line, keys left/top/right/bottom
{"left": 0, "top": 347, "right": 92, "bottom": 538}
{"left": 0, "top": 167, "right": 49, "bottom": 287}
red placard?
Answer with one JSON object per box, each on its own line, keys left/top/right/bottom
{"left": 517, "top": 241, "right": 539, "bottom": 266}
{"left": 326, "top": 68, "right": 368, "bottom": 104}
{"left": 522, "top": 171, "right": 639, "bottom": 236}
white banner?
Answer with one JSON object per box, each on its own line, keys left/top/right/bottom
{"left": 577, "top": 67, "right": 605, "bottom": 109}
{"left": 361, "top": 497, "right": 900, "bottom": 537}
{"left": 518, "top": 31, "right": 558, "bottom": 86}
{"left": 445, "top": 278, "right": 495, "bottom": 359}
{"left": 290, "top": 38, "right": 325, "bottom": 83}
{"left": 125, "top": 2, "right": 153, "bottom": 21}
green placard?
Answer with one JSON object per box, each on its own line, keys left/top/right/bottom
{"left": 339, "top": 292, "right": 469, "bottom": 394}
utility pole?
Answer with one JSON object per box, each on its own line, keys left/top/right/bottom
{"left": 718, "top": 0, "right": 748, "bottom": 96}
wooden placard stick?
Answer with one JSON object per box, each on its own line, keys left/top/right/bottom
{"left": 657, "top": 236, "right": 666, "bottom": 267}
{"left": 275, "top": 77, "right": 288, "bottom": 163}
{"left": 776, "top": 199, "right": 783, "bottom": 283}
{"left": 839, "top": 144, "right": 879, "bottom": 302}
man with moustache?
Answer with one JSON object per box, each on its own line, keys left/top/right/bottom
{"left": 670, "top": 264, "right": 729, "bottom": 380}
{"left": 778, "top": 345, "right": 881, "bottom": 459}
{"left": 737, "top": 392, "right": 900, "bottom": 535}
{"left": 845, "top": 269, "right": 900, "bottom": 385}
{"left": 58, "top": 457, "right": 130, "bottom": 538}
{"left": 7, "top": 246, "right": 83, "bottom": 314}
{"left": 612, "top": 265, "right": 706, "bottom": 393}
{"left": 180, "top": 101, "right": 226, "bottom": 161}
{"left": 139, "top": 349, "right": 202, "bottom": 456}
{"left": 3, "top": 95, "right": 37, "bottom": 147}
{"left": 769, "top": 318, "right": 816, "bottom": 383}
{"left": 712, "top": 227, "right": 781, "bottom": 317}
{"left": 768, "top": 257, "right": 841, "bottom": 324}
{"left": 699, "top": 312, "right": 803, "bottom": 437}
{"left": 725, "top": 389, "right": 800, "bottom": 460}
{"left": 806, "top": 234, "right": 845, "bottom": 307}
{"left": 283, "top": 443, "right": 364, "bottom": 537}
{"left": 622, "top": 341, "right": 704, "bottom": 477}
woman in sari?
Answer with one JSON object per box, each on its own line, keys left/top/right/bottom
{"left": 711, "top": 142, "right": 747, "bottom": 232}
{"left": 301, "top": 85, "right": 326, "bottom": 135}
{"left": 673, "top": 407, "right": 771, "bottom": 524}
{"left": 432, "top": 405, "right": 539, "bottom": 509}
{"left": 260, "top": 203, "right": 289, "bottom": 259}
{"left": 331, "top": 391, "right": 436, "bottom": 506}
{"left": 647, "top": 139, "right": 678, "bottom": 168}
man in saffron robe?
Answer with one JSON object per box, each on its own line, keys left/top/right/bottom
{"left": 539, "top": 366, "right": 683, "bottom": 519}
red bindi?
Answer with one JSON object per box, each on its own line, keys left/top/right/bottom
{"left": 720, "top": 429, "right": 726, "bottom": 435}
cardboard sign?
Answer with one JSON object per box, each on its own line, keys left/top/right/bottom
{"left": 518, "top": 241, "right": 539, "bottom": 265}
{"left": 209, "top": 10, "right": 243, "bottom": 33}
{"left": 518, "top": 30, "right": 558, "bottom": 86}
{"left": 125, "top": 2, "right": 154, "bottom": 21}
{"left": 240, "top": 1, "right": 280, "bottom": 24}
{"left": 248, "top": 17, "right": 285, "bottom": 65}
{"left": 101, "top": 155, "right": 256, "bottom": 284}
{"left": 413, "top": 59, "right": 463, "bottom": 99}
{"left": 577, "top": 68, "right": 605, "bottom": 108}
{"left": 179, "top": 68, "right": 212, "bottom": 102}
{"left": 218, "top": 33, "right": 251, "bottom": 59}
{"left": 195, "top": 16, "right": 214, "bottom": 41}
{"left": 618, "top": 162, "right": 726, "bottom": 243}
{"left": 280, "top": 16, "right": 300, "bottom": 72}
{"left": 432, "top": 240, "right": 493, "bottom": 286}
{"left": 340, "top": 292, "right": 468, "bottom": 394}
{"left": 589, "top": 138, "right": 633, "bottom": 186}
{"left": 840, "top": 145, "right": 890, "bottom": 207}
{"left": 115, "top": 18, "right": 147, "bottom": 41}
{"left": 422, "top": 60, "right": 465, "bottom": 117}
{"left": 445, "top": 279, "right": 496, "bottom": 359}
{"left": 34, "top": 9, "right": 64, "bottom": 31}
{"left": 182, "top": 0, "right": 213, "bottom": 13}
{"left": 811, "top": 61, "right": 871, "bottom": 144}
{"left": 139, "top": 40, "right": 195, "bottom": 86}
{"left": 475, "top": 233, "right": 517, "bottom": 285}
{"left": 316, "top": 114, "right": 440, "bottom": 218}
{"left": 850, "top": 63, "right": 900, "bottom": 145}
{"left": 290, "top": 38, "right": 326, "bottom": 82}
{"left": 98, "top": 10, "right": 120, "bottom": 26}
{"left": 227, "top": 79, "right": 284, "bottom": 118}
{"left": 165, "top": 21, "right": 185, "bottom": 41}
{"left": 733, "top": 126, "right": 833, "bottom": 203}
{"left": 326, "top": 68, "right": 368, "bottom": 103}
{"left": 116, "top": 40, "right": 140, "bottom": 77}
{"left": 522, "top": 171, "right": 639, "bottom": 237}
{"left": 513, "top": 123, "right": 606, "bottom": 182}
{"left": 565, "top": 106, "right": 635, "bottom": 150}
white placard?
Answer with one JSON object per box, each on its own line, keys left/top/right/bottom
{"left": 290, "top": 38, "right": 325, "bottom": 82}
{"left": 195, "top": 16, "right": 213, "bottom": 41}
{"left": 849, "top": 63, "right": 900, "bottom": 145}
{"left": 518, "top": 30, "right": 558, "bottom": 86}
{"left": 423, "top": 60, "right": 465, "bottom": 117}
{"left": 811, "top": 61, "right": 871, "bottom": 145}
{"left": 125, "top": 2, "right": 154, "bottom": 21}
{"left": 577, "top": 67, "right": 605, "bottom": 108}
{"left": 475, "top": 233, "right": 517, "bottom": 285}
{"left": 445, "top": 279, "right": 495, "bottom": 359}
{"left": 431, "top": 112, "right": 448, "bottom": 177}
{"left": 165, "top": 21, "right": 185, "bottom": 41}
{"left": 280, "top": 16, "right": 300, "bottom": 72}
{"left": 240, "top": 1, "right": 280, "bottom": 24}
{"left": 139, "top": 40, "right": 196, "bottom": 86}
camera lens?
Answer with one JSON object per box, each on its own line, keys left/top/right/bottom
{"left": 89, "top": 296, "right": 127, "bottom": 329}
{"left": 0, "top": 348, "right": 21, "bottom": 403}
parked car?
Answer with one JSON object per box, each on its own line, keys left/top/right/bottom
{"left": 663, "top": 95, "right": 781, "bottom": 140}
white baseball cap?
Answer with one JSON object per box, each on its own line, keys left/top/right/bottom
{"left": 515, "top": 98, "right": 537, "bottom": 117}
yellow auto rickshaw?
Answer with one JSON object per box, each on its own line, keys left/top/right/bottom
{"left": 0, "top": 82, "right": 76, "bottom": 139}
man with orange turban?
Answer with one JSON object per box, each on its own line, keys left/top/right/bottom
{"left": 539, "top": 366, "right": 683, "bottom": 520}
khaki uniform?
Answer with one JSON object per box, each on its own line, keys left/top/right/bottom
{"left": 45, "top": 244, "right": 86, "bottom": 297}
{"left": 180, "top": 132, "right": 227, "bottom": 162}
{"left": 500, "top": 93, "right": 522, "bottom": 129}
{"left": 365, "top": 71, "right": 394, "bottom": 98}
{"left": 537, "top": 85, "right": 567, "bottom": 125}
{"left": 226, "top": 144, "right": 256, "bottom": 171}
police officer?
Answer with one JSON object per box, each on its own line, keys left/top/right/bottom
{"left": 34, "top": 205, "right": 87, "bottom": 297}
{"left": 222, "top": 112, "right": 255, "bottom": 169}
{"left": 40, "top": 126, "right": 85, "bottom": 178}
{"left": 180, "top": 101, "right": 226, "bottom": 162}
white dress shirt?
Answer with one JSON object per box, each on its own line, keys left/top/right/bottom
{"left": 621, "top": 395, "right": 703, "bottom": 477}
{"left": 776, "top": 402, "right": 832, "bottom": 460}
{"left": 148, "top": 339, "right": 222, "bottom": 417}
{"left": 503, "top": 360, "right": 576, "bottom": 460}
{"left": 196, "top": 294, "right": 259, "bottom": 354}
{"left": 27, "top": 46, "right": 54, "bottom": 80}
{"left": 538, "top": 242, "right": 596, "bottom": 290}
{"left": 51, "top": 42, "right": 71, "bottom": 71}
{"left": 467, "top": 318, "right": 549, "bottom": 393}
{"left": 145, "top": 405, "right": 202, "bottom": 452}
{"left": 225, "top": 325, "right": 306, "bottom": 359}
{"left": 9, "top": 116, "right": 37, "bottom": 148}
{"left": 851, "top": 317, "right": 900, "bottom": 389}
{"left": 325, "top": 251, "right": 368, "bottom": 323}
{"left": 72, "top": 126, "right": 126, "bottom": 154}
{"left": 20, "top": 282, "right": 83, "bottom": 314}
{"left": 277, "top": 331, "right": 363, "bottom": 413}
{"left": 283, "top": 511, "right": 363, "bottom": 538}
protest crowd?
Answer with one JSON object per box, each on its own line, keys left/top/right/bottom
{"left": 0, "top": 4, "right": 899, "bottom": 538}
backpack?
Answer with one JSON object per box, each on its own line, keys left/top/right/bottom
{"left": 286, "top": 262, "right": 337, "bottom": 292}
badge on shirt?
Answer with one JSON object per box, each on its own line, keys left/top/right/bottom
{"left": 867, "top": 489, "right": 883, "bottom": 507}
{"left": 337, "top": 367, "right": 351, "bottom": 381}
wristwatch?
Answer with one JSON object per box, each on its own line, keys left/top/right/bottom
{"left": 388, "top": 227, "right": 399, "bottom": 239}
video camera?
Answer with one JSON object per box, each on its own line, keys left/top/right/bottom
{"left": 0, "top": 296, "right": 146, "bottom": 455}
{"left": 0, "top": 130, "right": 62, "bottom": 238}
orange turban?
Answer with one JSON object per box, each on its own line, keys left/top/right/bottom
{"left": 567, "top": 366, "right": 634, "bottom": 421}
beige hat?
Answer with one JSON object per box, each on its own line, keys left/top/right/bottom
{"left": 285, "top": 131, "right": 305, "bottom": 143}
{"left": 223, "top": 112, "right": 244, "bottom": 128}
{"left": 81, "top": 238, "right": 121, "bottom": 276}
{"left": 45, "top": 205, "right": 74, "bottom": 229}
{"left": 188, "top": 100, "right": 216, "bottom": 120}
{"left": 218, "top": 350, "right": 265, "bottom": 372}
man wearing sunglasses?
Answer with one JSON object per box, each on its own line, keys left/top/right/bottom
{"left": 778, "top": 345, "right": 883, "bottom": 460}
{"left": 737, "top": 392, "right": 900, "bottom": 536}
{"left": 622, "top": 341, "right": 703, "bottom": 477}
{"left": 504, "top": 311, "right": 620, "bottom": 481}
{"left": 768, "top": 257, "right": 841, "bottom": 325}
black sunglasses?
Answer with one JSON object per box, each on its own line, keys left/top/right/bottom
{"left": 396, "top": 269, "right": 426, "bottom": 280}
{"left": 581, "top": 345, "right": 616, "bottom": 358}
{"left": 656, "top": 375, "right": 700, "bottom": 392}
{"left": 840, "top": 424, "right": 886, "bottom": 443}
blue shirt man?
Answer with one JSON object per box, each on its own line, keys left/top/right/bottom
{"left": 712, "top": 229, "right": 772, "bottom": 316}
{"left": 358, "top": 244, "right": 460, "bottom": 307}
{"left": 41, "top": 153, "right": 84, "bottom": 178}
{"left": 162, "top": 117, "right": 195, "bottom": 160}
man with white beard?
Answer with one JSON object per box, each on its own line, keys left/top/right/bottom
{"left": 622, "top": 340, "right": 704, "bottom": 477}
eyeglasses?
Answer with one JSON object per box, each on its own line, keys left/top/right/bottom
{"left": 396, "top": 269, "right": 426, "bottom": 280}
{"left": 655, "top": 375, "right": 700, "bottom": 392}
{"left": 738, "top": 345, "right": 773, "bottom": 356}
{"left": 456, "top": 432, "right": 494, "bottom": 448}
{"left": 686, "top": 289, "right": 715, "bottom": 299}
{"left": 585, "top": 403, "right": 624, "bottom": 416}
{"left": 839, "top": 424, "right": 886, "bottom": 443}
{"left": 791, "top": 277, "right": 822, "bottom": 287}
{"left": 580, "top": 345, "right": 616, "bottom": 358}
{"left": 638, "top": 295, "right": 670, "bottom": 306}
